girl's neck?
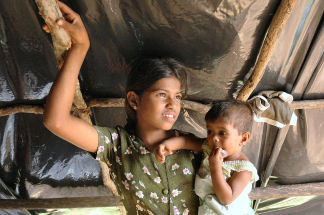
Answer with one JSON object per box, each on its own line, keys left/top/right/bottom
{"left": 135, "top": 125, "right": 171, "bottom": 150}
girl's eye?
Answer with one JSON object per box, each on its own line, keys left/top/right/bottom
{"left": 219, "top": 131, "right": 227, "bottom": 136}
{"left": 175, "top": 94, "right": 182, "bottom": 100}
{"left": 158, "top": 93, "right": 166, "bottom": 98}
{"left": 207, "top": 130, "right": 212, "bottom": 135}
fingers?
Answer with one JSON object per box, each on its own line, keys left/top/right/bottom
{"left": 57, "top": 1, "right": 77, "bottom": 17}
{"left": 42, "top": 25, "right": 50, "bottom": 33}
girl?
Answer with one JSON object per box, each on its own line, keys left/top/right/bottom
{"left": 43, "top": 1, "right": 200, "bottom": 214}
{"left": 154, "top": 100, "right": 259, "bottom": 215}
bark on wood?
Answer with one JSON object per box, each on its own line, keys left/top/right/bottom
{"left": 249, "top": 182, "right": 324, "bottom": 200}
{"left": 0, "top": 105, "right": 43, "bottom": 117}
{"left": 0, "top": 196, "right": 122, "bottom": 209}
{"left": 35, "top": 0, "right": 120, "bottom": 207}
{"left": 35, "top": 0, "right": 71, "bottom": 67}
{"left": 236, "top": 0, "right": 297, "bottom": 101}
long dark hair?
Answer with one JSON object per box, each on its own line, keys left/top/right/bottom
{"left": 125, "top": 57, "right": 188, "bottom": 130}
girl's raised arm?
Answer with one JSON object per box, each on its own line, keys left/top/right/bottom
{"left": 43, "top": 1, "right": 98, "bottom": 153}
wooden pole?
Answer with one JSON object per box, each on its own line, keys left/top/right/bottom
{"left": 35, "top": 0, "right": 122, "bottom": 213}
{"left": 236, "top": 0, "right": 297, "bottom": 101}
{"left": 0, "top": 182, "right": 323, "bottom": 209}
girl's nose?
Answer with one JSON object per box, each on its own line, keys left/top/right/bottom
{"left": 166, "top": 97, "right": 177, "bottom": 109}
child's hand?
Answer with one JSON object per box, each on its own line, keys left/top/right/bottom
{"left": 153, "top": 143, "right": 174, "bottom": 163}
{"left": 208, "top": 147, "right": 223, "bottom": 168}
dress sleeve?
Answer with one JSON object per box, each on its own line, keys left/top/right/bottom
{"left": 88, "top": 125, "right": 119, "bottom": 166}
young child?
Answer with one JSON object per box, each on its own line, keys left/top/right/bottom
{"left": 154, "top": 100, "right": 259, "bottom": 215}
{"left": 43, "top": 1, "right": 201, "bottom": 214}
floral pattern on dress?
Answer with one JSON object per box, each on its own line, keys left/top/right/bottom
{"left": 116, "top": 156, "right": 122, "bottom": 165}
{"left": 94, "top": 126, "right": 199, "bottom": 214}
{"left": 183, "top": 208, "right": 189, "bottom": 215}
{"left": 172, "top": 163, "right": 180, "bottom": 170}
{"left": 139, "top": 180, "right": 145, "bottom": 188}
{"left": 173, "top": 206, "right": 180, "bottom": 215}
{"left": 172, "top": 189, "right": 182, "bottom": 197}
{"left": 104, "top": 136, "right": 110, "bottom": 144}
{"left": 161, "top": 196, "right": 168, "bottom": 203}
{"left": 183, "top": 168, "right": 192, "bottom": 175}
{"left": 136, "top": 191, "right": 144, "bottom": 199}
{"left": 154, "top": 177, "right": 161, "bottom": 184}
{"left": 122, "top": 180, "right": 130, "bottom": 190}
{"left": 125, "top": 172, "right": 133, "bottom": 180}
{"left": 112, "top": 132, "right": 119, "bottom": 140}
{"left": 98, "top": 146, "right": 104, "bottom": 152}
{"left": 143, "top": 166, "right": 151, "bottom": 175}
{"left": 140, "top": 146, "right": 149, "bottom": 154}
{"left": 150, "top": 192, "right": 159, "bottom": 200}
{"left": 124, "top": 147, "right": 132, "bottom": 154}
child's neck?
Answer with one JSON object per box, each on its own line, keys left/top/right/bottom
{"left": 224, "top": 151, "right": 247, "bottom": 162}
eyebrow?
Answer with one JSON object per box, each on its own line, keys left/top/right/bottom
{"left": 150, "top": 88, "right": 182, "bottom": 94}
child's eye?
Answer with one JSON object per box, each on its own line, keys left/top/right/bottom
{"left": 207, "top": 130, "right": 212, "bottom": 135}
{"left": 219, "top": 131, "right": 227, "bottom": 136}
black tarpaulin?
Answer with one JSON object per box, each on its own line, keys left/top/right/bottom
{"left": 0, "top": 0, "right": 323, "bottom": 214}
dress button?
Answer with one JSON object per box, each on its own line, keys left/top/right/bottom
{"left": 162, "top": 188, "right": 169, "bottom": 195}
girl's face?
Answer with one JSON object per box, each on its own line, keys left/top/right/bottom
{"left": 136, "top": 76, "right": 182, "bottom": 131}
{"left": 206, "top": 118, "right": 247, "bottom": 158}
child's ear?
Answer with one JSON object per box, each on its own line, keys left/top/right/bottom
{"left": 240, "top": 132, "right": 251, "bottom": 147}
{"left": 127, "top": 91, "right": 140, "bottom": 110}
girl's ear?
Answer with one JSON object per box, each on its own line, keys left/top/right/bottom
{"left": 127, "top": 91, "right": 140, "bottom": 110}
{"left": 240, "top": 132, "right": 251, "bottom": 147}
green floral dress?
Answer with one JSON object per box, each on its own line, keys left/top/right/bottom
{"left": 92, "top": 126, "right": 200, "bottom": 215}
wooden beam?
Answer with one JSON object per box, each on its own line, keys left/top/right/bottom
{"left": 0, "top": 182, "right": 323, "bottom": 209}
{"left": 1, "top": 98, "right": 324, "bottom": 117}
{"left": 0, "top": 105, "right": 43, "bottom": 117}
{"left": 249, "top": 182, "right": 324, "bottom": 200}
{"left": 0, "top": 196, "right": 122, "bottom": 210}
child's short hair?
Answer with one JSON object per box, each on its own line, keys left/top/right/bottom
{"left": 205, "top": 100, "right": 253, "bottom": 134}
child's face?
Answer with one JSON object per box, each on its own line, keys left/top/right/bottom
{"left": 136, "top": 76, "right": 182, "bottom": 131}
{"left": 206, "top": 118, "right": 246, "bottom": 157}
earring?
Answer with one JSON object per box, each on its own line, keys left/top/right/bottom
{"left": 133, "top": 106, "right": 137, "bottom": 110}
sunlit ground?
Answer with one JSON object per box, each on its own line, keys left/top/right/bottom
{"left": 39, "top": 207, "right": 121, "bottom": 215}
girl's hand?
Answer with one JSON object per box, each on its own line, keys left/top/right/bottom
{"left": 153, "top": 142, "right": 174, "bottom": 163}
{"left": 209, "top": 147, "right": 223, "bottom": 169}
{"left": 56, "top": 1, "right": 89, "bottom": 48}
{"left": 42, "top": 1, "right": 90, "bottom": 49}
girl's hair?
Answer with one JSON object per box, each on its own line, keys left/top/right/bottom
{"left": 125, "top": 57, "right": 188, "bottom": 130}
{"left": 205, "top": 100, "right": 253, "bottom": 134}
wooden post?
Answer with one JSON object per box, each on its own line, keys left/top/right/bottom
{"left": 237, "top": 0, "right": 297, "bottom": 101}
{"left": 34, "top": 0, "right": 122, "bottom": 212}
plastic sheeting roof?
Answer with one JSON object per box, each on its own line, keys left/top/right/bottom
{"left": 0, "top": 0, "right": 323, "bottom": 214}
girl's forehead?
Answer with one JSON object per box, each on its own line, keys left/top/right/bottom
{"left": 148, "top": 76, "right": 181, "bottom": 92}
